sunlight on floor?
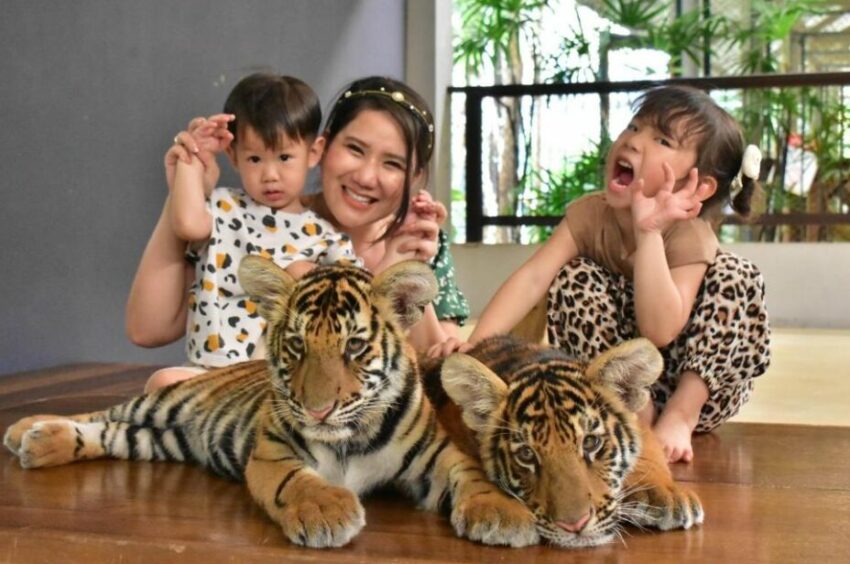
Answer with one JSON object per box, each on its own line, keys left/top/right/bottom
{"left": 731, "top": 327, "right": 850, "bottom": 427}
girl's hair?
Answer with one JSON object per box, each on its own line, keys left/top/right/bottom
{"left": 223, "top": 73, "right": 322, "bottom": 149}
{"left": 322, "top": 76, "right": 435, "bottom": 239}
{"left": 633, "top": 85, "right": 759, "bottom": 217}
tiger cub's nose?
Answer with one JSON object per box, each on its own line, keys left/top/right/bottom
{"left": 305, "top": 403, "right": 335, "bottom": 422}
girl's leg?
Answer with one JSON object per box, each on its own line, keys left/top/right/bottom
{"left": 546, "top": 257, "right": 637, "bottom": 362}
{"left": 657, "top": 252, "right": 771, "bottom": 439}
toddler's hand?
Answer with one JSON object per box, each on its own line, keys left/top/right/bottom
{"left": 165, "top": 115, "right": 234, "bottom": 195}
{"left": 631, "top": 165, "right": 711, "bottom": 234}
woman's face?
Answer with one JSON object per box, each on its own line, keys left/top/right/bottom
{"left": 320, "top": 109, "right": 415, "bottom": 233}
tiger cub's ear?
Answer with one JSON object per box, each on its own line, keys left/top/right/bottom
{"left": 371, "top": 260, "right": 438, "bottom": 330}
{"left": 441, "top": 354, "right": 508, "bottom": 435}
{"left": 585, "top": 338, "right": 663, "bottom": 411}
{"left": 238, "top": 256, "right": 296, "bottom": 321}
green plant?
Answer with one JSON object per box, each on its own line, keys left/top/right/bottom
{"left": 520, "top": 143, "right": 606, "bottom": 242}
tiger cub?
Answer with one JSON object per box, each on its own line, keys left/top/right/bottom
{"left": 4, "top": 258, "right": 538, "bottom": 548}
{"left": 421, "top": 335, "right": 704, "bottom": 548}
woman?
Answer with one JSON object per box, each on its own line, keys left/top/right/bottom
{"left": 126, "top": 77, "right": 468, "bottom": 389}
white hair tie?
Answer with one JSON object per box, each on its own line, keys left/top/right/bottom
{"left": 731, "top": 144, "right": 762, "bottom": 197}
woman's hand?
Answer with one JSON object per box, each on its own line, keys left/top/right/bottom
{"left": 631, "top": 165, "right": 711, "bottom": 234}
{"left": 164, "top": 115, "right": 234, "bottom": 195}
{"left": 410, "top": 191, "right": 447, "bottom": 225}
{"left": 426, "top": 336, "right": 473, "bottom": 359}
{"left": 385, "top": 191, "right": 445, "bottom": 263}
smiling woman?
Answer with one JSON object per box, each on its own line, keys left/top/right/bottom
{"left": 125, "top": 75, "right": 469, "bottom": 392}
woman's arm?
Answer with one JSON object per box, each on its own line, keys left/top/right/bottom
{"left": 468, "top": 217, "right": 578, "bottom": 344}
{"left": 125, "top": 196, "right": 193, "bottom": 347}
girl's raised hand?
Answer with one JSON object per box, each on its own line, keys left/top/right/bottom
{"left": 631, "top": 164, "right": 706, "bottom": 234}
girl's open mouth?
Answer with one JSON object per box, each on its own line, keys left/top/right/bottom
{"left": 613, "top": 160, "right": 634, "bottom": 187}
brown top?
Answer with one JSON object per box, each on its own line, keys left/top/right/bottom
{"left": 565, "top": 192, "right": 718, "bottom": 279}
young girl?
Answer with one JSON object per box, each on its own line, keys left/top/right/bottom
{"left": 462, "top": 85, "right": 770, "bottom": 464}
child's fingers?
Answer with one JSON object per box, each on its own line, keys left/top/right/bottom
{"left": 205, "top": 113, "right": 235, "bottom": 125}
{"left": 682, "top": 167, "right": 700, "bottom": 195}
{"left": 630, "top": 177, "right": 646, "bottom": 200}
{"left": 187, "top": 117, "right": 207, "bottom": 132}
{"left": 660, "top": 162, "right": 676, "bottom": 192}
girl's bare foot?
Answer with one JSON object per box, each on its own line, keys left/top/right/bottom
{"left": 653, "top": 410, "right": 694, "bottom": 463}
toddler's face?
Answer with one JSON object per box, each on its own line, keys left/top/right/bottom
{"left": 605, "top": 117, "right": 698, "bottom": 208}
{"left": 228, "top": 126, "right": 321, "bottom": 211}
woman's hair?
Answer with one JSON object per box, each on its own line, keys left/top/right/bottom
{"left": 223, "top": 73, "right": 322, "bottom": 149}
{"left": 632, "top": 85, "right": 759, "bottom": 217}
{"left": 321, "top": 76, "right": 435, "bottom": 239}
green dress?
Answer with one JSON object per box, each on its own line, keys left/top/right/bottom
{"left": 428, "top": 230, "right": 470, "bottom": 326}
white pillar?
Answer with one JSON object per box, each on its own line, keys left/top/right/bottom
{"left": 405, "top": 0, "right": 454, "bottom": 212}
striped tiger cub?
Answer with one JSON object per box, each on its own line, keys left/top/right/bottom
{"left": 421, "top": 335, "right": 704, "bottom": 548}
{"left": 4, "top": 258, "right": 538, "bottom": 548}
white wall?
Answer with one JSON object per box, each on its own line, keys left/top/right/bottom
{"left": 452, "top": 243, "right": 850, "bottom": 328}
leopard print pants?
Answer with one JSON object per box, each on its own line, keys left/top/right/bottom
{"left": 546, "top": 252, "right": 771, "bottom": 432}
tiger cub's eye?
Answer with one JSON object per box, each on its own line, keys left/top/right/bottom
{"left": 345, "top": 337, "right": 368, "bottom": 357}
{"left": 516, "top": 445, "right": 537, "bottom": 465}
{"left": 582, "top": 434, "right": 603, "bottom": 455}
{"left": 288, "top": 336, "right": 305, "bottom": 353}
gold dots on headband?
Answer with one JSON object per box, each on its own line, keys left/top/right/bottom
{"left": 338, "top": 86, "right": 434, "bottom": 150}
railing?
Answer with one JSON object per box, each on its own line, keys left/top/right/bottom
{"left": 449, "top": 72, "right": 850, "bottom": 243}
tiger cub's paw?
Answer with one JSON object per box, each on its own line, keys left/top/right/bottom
{"left": 280, "top": 484, "right": 366, "bottom": 548}
{"left": 627, "top": 481, "right": 704, "bottom": 531}
{"left": 452, "top": 490, "right": 540, "bottom": 547}
{"left": 4, "top": 415, "right": 64, "bottom": 456}
{"left": 17, "top": 420, "right": 79, "bottom": 469}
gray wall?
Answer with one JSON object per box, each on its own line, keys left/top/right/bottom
{"left": 0, "top": 1, "right": 404, "bottom": 375}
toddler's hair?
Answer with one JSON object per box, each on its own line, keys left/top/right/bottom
{"left": 633, "top": 85, "right": 759, "bottom": 216}
{"left": 224, "top": 73, "right": 321, "bottom": 149}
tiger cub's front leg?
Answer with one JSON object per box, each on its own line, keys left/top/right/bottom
{"left": 245, "top": 417, "right": 365, "bottom": 548}
{"left": 623, "top": 425, "right": 704, "bottom": 531}
{"left": 408, "top": 431, "right": 539, "bottom": 547}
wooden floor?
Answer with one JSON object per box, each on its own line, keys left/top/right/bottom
{"left": 2, "top": 364, "right": 849, "bottom": 563}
